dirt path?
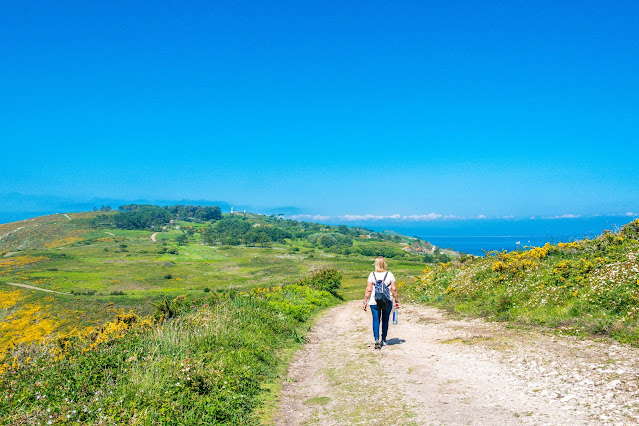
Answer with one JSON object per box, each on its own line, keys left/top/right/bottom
{"left": 5, "top": 282, "right": 66, "bottom": 295}
{"left": 151, "top": 232, "right": 158, "bottom": 242}
{"left": 63, "top": 213, "right": 71, "bottom": 220}
{"left": 276, "top": 301, "right": 639, "bottom": 425}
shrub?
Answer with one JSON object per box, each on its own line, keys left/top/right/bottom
{"left": 404, "top": 219, "right": 639, "bottom": 344}
{"left": 294, "top": 268, "right": 342, "bottom": 299}
{"left": 71, "top": 289, "right": 97, "bottom": 296}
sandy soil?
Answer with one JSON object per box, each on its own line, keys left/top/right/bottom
{"left": 151, "top": 232, "right": 158, "bottom": 242}
{"left": 5, "top": 282, "right": 66, "bottom": 295}
{"left": 275, "top": 301, "right": 639, "bottom": 425}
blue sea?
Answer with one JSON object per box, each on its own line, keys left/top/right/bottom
{"left": 333, "top": 216, "right": 638, "bottom": 256}
{"left": 0, "top": 212, "right": 56, "bottom": 224}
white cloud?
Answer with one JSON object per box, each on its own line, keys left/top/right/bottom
{"left": 476, "top": 215, "right": 487, "bottom": 219}
{"left": 403, "top": 213, "right": 443, "bottom": 221}
{"left": 625, "top": 212, "right": 636, "bottom": 217}
{"left": 290, "top": 214, "right": 331, "bottom": 221}
{"left": 338, "top": 213, "right": 457, "bottom": 222}
{"left": 340, "top": 214, "right": 390, "bottom": 221}
{"left": 548, "top": 214, "right": 581, "bottom": 219}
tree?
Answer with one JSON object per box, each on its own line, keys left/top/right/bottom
{"left": 175, "top": 234, "right": 188, "bottom": 246}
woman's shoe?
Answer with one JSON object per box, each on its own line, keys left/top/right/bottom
{"left": 374, "top": 339, "right": 380, "bottom": 349}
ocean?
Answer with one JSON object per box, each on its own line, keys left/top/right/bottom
{"left": 338, "top": 216, "right": 638, "bottom": 256}
{"left": 0, "top": 212, "right": 56, "bottom": 224}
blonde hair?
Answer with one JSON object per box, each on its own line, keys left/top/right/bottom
{"left": 375, "top": 256, "right": 387, "bottom": 272}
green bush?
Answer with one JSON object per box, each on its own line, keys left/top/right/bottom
{"left": 293, "top": 268, "right": 342, "bottom": 299}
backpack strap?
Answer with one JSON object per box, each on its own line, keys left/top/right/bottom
{"left": 383, "top": 272, "right": 388, "bottom": 284}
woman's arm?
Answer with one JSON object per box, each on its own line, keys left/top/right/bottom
{"left": 363, "top": 280, "right": 373, "bottom": 311}
{"left": 391, "top": 281, "right": 399, "bottom": 307}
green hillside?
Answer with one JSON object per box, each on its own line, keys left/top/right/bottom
{"left": 404, "top": 218, "right": 639, "bottom": 345}
{"left": 0, "top": 206, "right": 442, "bottom": 351}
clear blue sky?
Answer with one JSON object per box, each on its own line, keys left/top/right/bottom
{"left": 2, "top": 1, "right": 638, "bottom": 220}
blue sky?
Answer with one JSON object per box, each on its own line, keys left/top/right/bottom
{"left": 2, "top": 1, "right": 638, "bottom": 221}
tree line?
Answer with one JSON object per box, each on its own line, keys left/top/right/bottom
{"left": 91, "top": 204, "right": 222, "bottom": 230}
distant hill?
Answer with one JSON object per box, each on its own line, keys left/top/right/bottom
{"left": 0, "top": 205, "right": 457, "bottom": 261}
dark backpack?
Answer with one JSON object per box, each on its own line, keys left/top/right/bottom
{"left": 373, "top": 272, "right": 392, "bottom": 309}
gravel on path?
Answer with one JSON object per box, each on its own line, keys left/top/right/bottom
{"left": 276, "top": 300, "right": 639, "bottom": 425}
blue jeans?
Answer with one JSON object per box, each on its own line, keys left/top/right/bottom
{"left": 370, "top": 303, "right": 392, "bottom": 341}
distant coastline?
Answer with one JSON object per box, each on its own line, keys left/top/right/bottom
{"left": 413, "top": 235, "right": 574, "bottom": 256}
{"left": 334, "top": 216, "right": 638, "bottom": 255}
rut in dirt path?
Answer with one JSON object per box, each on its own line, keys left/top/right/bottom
{"left": 275, "top": 301, "right": 639, "bottom": 425}
{"left": 5, "top": 282, "right": 66, "bottom": 295}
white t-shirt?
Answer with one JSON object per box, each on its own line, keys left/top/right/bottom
{"left": 368, "top": 271, "right": 395, "bottom": 305}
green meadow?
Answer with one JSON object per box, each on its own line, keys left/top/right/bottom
{"left": 0, "top": 210, "right": 427, "bottom": 350}
{"left": 0, "top": 209, "right": 428, "bottom": 424}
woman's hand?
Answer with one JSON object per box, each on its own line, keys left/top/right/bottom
{"left": 362, "top": 301, "right": 367, "bottom": 311}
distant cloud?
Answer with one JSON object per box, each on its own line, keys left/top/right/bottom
{"left": 403, "top": 213, "right": 445, "bottom": 221}
{"left": 340, "top": 214, "right": 391, "bottom": 221}
{"left": 290, "top": 214, "right": 331, "bottom": 221}
{"left": 548, "top": 214, "right": 581, "bottom": 219}
{"left": 338, "top": 213, "right": 456, "bottom": 222}
{"left": 287, "top": 212, "right": 637, "bottom": 224}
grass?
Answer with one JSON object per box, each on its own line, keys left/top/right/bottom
{"left": 404, "top": 218, "right": 639, "bottom": 345}
{"left": 0, "top": 211, "right": 426, "bottom": 423}
{"left": 0, "top": 210, "right": 428, "bottom": 423}
{"left": 0, "top": 272, "right": 341, "bottom": 425}
{"left": 0, "top": 213, "right": 424, "bottom": 349}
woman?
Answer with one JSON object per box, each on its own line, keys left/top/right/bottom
{"left": 363, "top": 256, "right": 399, "bottom": 349}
